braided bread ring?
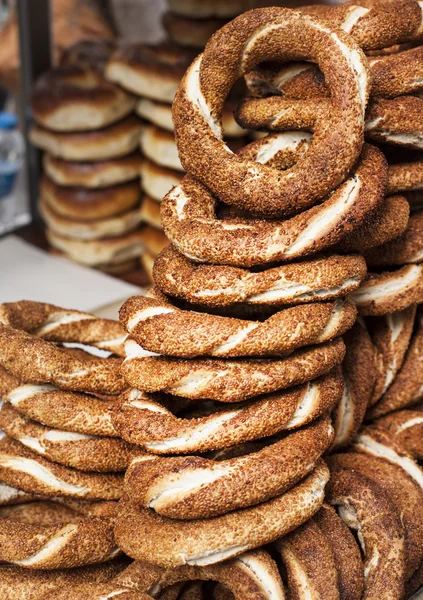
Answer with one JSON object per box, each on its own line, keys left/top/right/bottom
{"left": 115, "top": 461, "right": 329, "bottom": 567}
{"left": 246, "top": 44, "right": 423, "bottom": 101}
{"left": 153, "top": 247, "right": 366, "bottom": 308}
{"left": 237, "top": 95, "right": 423, "bottom": 151}
{"left": 0, "top": 437, "right": 123, "bottom": 500}
{"left": 0, "top": 300, "right": 126, "bottom": 356}
{"left": 276, "top": 519, "right": 339, "bottom": 600}
{"left": 387, "top": 161, "right": 423, "bottom": 195}
{"left": 332, "top": 321, "right": 375, "bottom": 450}
{"left": 0, "top": 403, "right": 131, "bottom": 472}
{"left": 352, "top": 264, "right": 423, "bottom": 316}
{"left": 112, "top": 371, "right": 343, "bottom": 454}
{"left": 314, "top": 504, "right": 364, "bottom": 600}
{"left": 331, "top": 452, "right": 423, "bottom": 578}
{"left": 0, "top": 560, "right": 129, "bottom": 600}
{"left": 0, "top": 369, "right": 118, "bottom": 437}
{"left": 161, "top": 143, "right": 386, "bottom": 267}
{"left": 0, "top": 324, "right": 125, "bottom": 395}
{"left": 365, "top": 210, "right": 423, "bottom": 267}
{"left": 64, "top": 549, "right": 285, "bottom": 600}
{"left": 326, "top": 459, "right": 406, "bottom": 600}
{"left": 374, "top": 409, "right": 423, "bottom": 459}
{"left": 306, "top": 0, "right": 423, "bottom": 51}
{"left": 368, "top": 312, "right": 423, "bottom": 417}
{"left": 125, "top": 415, "right": 333, "bottom": 520}
{"left": 367, "top": 305, "right": 416, "bottom": 406}
{"left": 335, "top": 195, "right": 410, "bottom": 253}
{"left": 172, "top": 8, "right": 369, "bottom": 217}
{"left": 120, "top": 291, "right": 356, "bottom": 358}
{"left": 0, "top": 499, "right": 119, "bottom": 569}
{"left": 352, "top": 426, "right": 423, "bottom": 495}
{"left": 122, "top": 337, "right": 345, "bottom": 402}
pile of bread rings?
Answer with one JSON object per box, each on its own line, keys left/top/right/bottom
{"left": 7, "top": 1, "right": 423, "bottom": 598}
{"left": 29, "top": 41, "right": 148, "bottom": 275}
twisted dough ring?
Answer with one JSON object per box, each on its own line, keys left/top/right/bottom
{"left": 331, "top": 320, "right": 375, "bottom": 450}
{"left": 365, "top": 210, "right": 423, "bottom": 267}
{"left": 120, "top": 290, "right": 356, "bottom": 359}
{"left": 245, "top": 44, "right": 423, "bottom": 101}
{"left": 237, "top": 95, "right": 423, "bottom": 151}
{"left": 352, "top": 264, "right": 423, "bottom": 316}
{"left": 153, "top": 246, "right": 366, "bottom": 308}
{"left": 368, "top": 311, "right": 423, "bottom": 418}
{"left": 39, "top": 197, "right": 143, "bottom": 241}
{"left": 172, "top": 7, "right": 369, "bottom": 218}
{"left": 387, "top": 160, "right": 423, "bottom": 195}
{"left": 352, "top": 426, "right": 423, "bottom": 497}
{"left": 115, "top": 461, "right": 329, "bottom": 568}
{"left": 0, "top": 324, "right": 125, "bottom": 395}
{"left": 0, "top": 437, "right": 123, "bottom": 500}
{"left": 325, "top": 459, "right": 406, "bottom": 600}
{"left": 332, "top": 452, "right": 423, "bottom": 578}
{"left": 314, "top": 504, "right": 364, "bottom": 600}
{"left": 0, "top": 560, "right": 129, "bottom": 600}
{"left": 374, "top": 409, "right": 423, "bottom": 459}
{"left": 367, "top": 305, "right": 416, "bottom": 406}
{"left": 161, "top": 143, "right": 387, "bottom": 267}
{"left": 31, "top": 67, "right": 136, "bottom": 132}
{"left": 0, "top": 498, "right": 120, "bottom": 569}
{"left": 0, "top": 403, "right": 132, "bottom": 472}
{"left": 49, "top": 549, "right": 286, "bottom": 600}
{"left": 112, "top": 371, "right": 343, "bottom": 454}
{"left": 275, "top": 519, "right": 339, "bottom": 600}
{"left": 122, "top": 336, "right": 345, "bottom": 402}
{"left": 299, "top": 0, "right": 423, "bottom": 51}
{"left": 0, "top": 366, "right": 119, "bottom": 437}
{"left": 0, "top": 300, "right": 126, "bottom": 356}
{"left": 124, "top": 415, "right": 333, "bottom": 520}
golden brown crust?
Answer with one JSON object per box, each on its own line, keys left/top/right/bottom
{"left": 335, "top": 195, "right": 410, "bottom": 253}
{"left": 121, "top": 336, "right": 345, "bottom": 402}
{"left": 326, "top": 459, "right": 406, "bottom": 600}
{"left": 315, "top": 504, "right": 364, "bottom": 600}
{"left": 0, "top": 559, "right": 128, "bottom": 600}
{"left": 139, "top": 226, "right": 168, "bottom": 257}
{"left": 387, "top": 160, "right": 423, "bottom": 195}
{"left": 161, "top": 144, "right": 387, "bottom": 267}
{"left": 29, "top": 116, "right": 142, "bottom": 162}
{"left": 0, "top": 323, "right": 125, "bottom": 395}
{"left": 330, "top": 452, "right": 423, "bottom": 579}
{"left": 153, "top": 246, "right": 367, "bottom": 308}
{"left": 139, "top": 124, "right": 184, "bottom": 172}
{"left": 0, "top": 403, "right": 132, "bottom": 472}
{"left": 112, "top": 371, "right": 343, "bottom": 454}
{"left": 374, "top": 409, "right": 423, "bottom": 459}
{"left": 0, "top": 498, "right": 120, "bottom": 569}
{"left": 364, "top": 210, "right": 423, "bottom": 267}
{"left": 332, "top": 320, "right": 375, "bottom": 450}
{"left": 368, "top": 312, "right": 423, "bottom": 417}
{"left": 115, "top": 462, "right": 329, "bottom": 567}
{"left": 43, "top": 152, "right": 142, "bottom": 189}
{"left": 276, "top": 519, "right": 339, "bottom": 600}
{"left": 367, "top": 305, "right": 416, "bottom": 406}
{"left": 0, "top": 436, "right": 123, "bottom": 500}
{"left": 105, "top": 43, "right": 196, "bottom": 103}
{"left": 46, "top": 227, "right": 145, "bottom": 268}
{"left": 120, "top": 289, "right": 356, "bottom": 358}
{"left": 139, "top": 195, "right": 161, "bottom": 229}
{"left": 31, "top": 66, "right": 136, "bottom": 132}
{"left": 140, "top": 159, "right": 183, "bottom": 202}
{"left": 124, "top": 416, "right": 333, "bottom": 519}
{"left": 173, "top": 8, "right": 369, "bottom": 218}
{"left": 41, "top": 175, "right": 141, "bottom": 221}
{"left": 352, "top": 265, "right": 423, "bottom": 316}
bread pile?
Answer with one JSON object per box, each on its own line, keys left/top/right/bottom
{"left": 30, "top": 41, "right": 146, "bottom": 275}
{"left": 4, "top": 2, "right": 423, "bottom": 599}
{"left": 0, "top": 301, "right": 134, "bottom": 596}
{"left": 109, "top": 2, "right": 423, "bottom": 599}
